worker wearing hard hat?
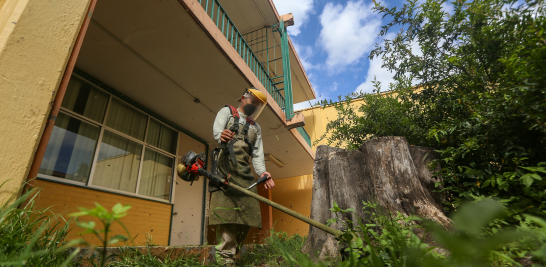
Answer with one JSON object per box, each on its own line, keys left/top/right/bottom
{"left": 209, "top": 87, "right": 274, "bottom": 265}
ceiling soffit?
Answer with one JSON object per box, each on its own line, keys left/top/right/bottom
{"left": 75, "top": 0, "right": 313, "bottom": 178}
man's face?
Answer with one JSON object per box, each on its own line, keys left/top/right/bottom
{"left": 241, "top": 94, "right": 261, "bottom": 117}
{"left": 241, "top": 94, "right": 261, "bottom": 107}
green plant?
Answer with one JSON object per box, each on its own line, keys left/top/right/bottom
{"left": 290, "top": 199, "right": 544, "bottom": 267}
{"left": 230, "top": 230, "right": 310, "bottom": 267}
{"left": 0, "top": 182, "right": 81, "bottom": 266}
{"left": 106, "top": 244, "right": 202, "bottom": 266}
{"left": 316, "top": 78, "right": 431, "bottom": 150}
{"left": 70, "top": 202, "right": 132, "bottom": 267}
{"left": 320, "top": 0, "right": 546, "bottom": 222}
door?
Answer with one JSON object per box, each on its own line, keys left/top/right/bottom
{"left": 170, "top": 133, "right": 207, "bottom": 245}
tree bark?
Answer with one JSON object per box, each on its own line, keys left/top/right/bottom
{"left": 408, "top": 146, "right": 445, "bottom": 210}
{"left": 302, "top": 137, "right": 450, "bottom": 259}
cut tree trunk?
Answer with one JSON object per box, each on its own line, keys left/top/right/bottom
{"left": 302, "top": 137, "right": 450, "bottom": 260}
{"left": 408, "top": 146, "right": 445, "bottom": 210}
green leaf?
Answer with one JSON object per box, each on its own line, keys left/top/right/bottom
{"left": 326, "top": 218, "right": 337, "bottom": 226}
{"left": 521, "top": 166, "right": 546, "bottom": 174}
{"left": 331, "top": 201, "right": 341, "bottom": 212}
{"left": 342, "top": 233, "right": 354, "bottom": 242}
{"left": 531, "top": 173, "right": 542, "bottom": 180}
{"left": 451, "top": 199, "right": 505, "bottom": 234}
{"left": 76, "top": 221, "right": 96, "bottom": 230}
{"left": 522, "top": 174, "right": 534, "bottom": 187}
{"left": 107, "top": 234, "right": 128, "bottom": 245}
{"left": 69, "top": 211, "right": 89, "bottom": 217}
{"left": 112, "top": 203, "right": 132, "bottom": 215}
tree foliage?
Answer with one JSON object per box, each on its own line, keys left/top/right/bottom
{"left": 320, "top": 0, "right": 546, "bottom": 217}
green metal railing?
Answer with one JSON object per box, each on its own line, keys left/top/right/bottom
{"left": 198, "top": 0, "right": 287, "bottom": 113}
{"left": 297, "top": 127, "right": 312, "bottom": 147}
{"left": 242, "top": 24, "right": 294, "bottom": 120}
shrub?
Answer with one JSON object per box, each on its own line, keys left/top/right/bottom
{"left": 320, "top": 0, "right": 546, "bottom": 219}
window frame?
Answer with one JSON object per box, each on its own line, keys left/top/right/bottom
{"left": 38, "top": 73, "right": 181, "bottom": 203}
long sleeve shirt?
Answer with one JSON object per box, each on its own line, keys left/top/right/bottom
{"left": 213, "top": 107, "right": 267, "bottom": 176}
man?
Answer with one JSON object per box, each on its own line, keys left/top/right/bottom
{"left": 210, "top": 87, "right": 275, "bottom": 264}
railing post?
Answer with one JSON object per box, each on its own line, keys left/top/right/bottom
{"left": 279, "top": 20, "right": 293, "bottom": 120}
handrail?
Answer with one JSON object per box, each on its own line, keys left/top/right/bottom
{"left": 296, "top": 127, "right": 311, "bottom": 147}
{"left": 198, "top": 0, "right": 287, "bottom": 111}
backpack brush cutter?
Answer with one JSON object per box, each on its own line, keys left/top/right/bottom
{"left": 176, "top": 150, "right": 344, "bottom": 240}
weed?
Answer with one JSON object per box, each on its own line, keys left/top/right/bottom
{"left": 0, "top": 181, "right": 81, "bottom": 266}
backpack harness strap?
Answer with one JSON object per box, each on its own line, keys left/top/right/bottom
{"left": 243, "top": 118, "right": 258, "bottom": 157}
{"left": 225, "top": 105, "right": 240, "bottom": 166}
{"left": 223, "top": 105, "right": 258, "bottom": 165}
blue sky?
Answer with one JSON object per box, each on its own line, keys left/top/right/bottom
{"left": 271, "top": 0, "right": 403, "bottom": 110}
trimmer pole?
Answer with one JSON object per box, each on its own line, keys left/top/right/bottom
{"left": 195, "top": 168, "right": 343, "bottom": 239}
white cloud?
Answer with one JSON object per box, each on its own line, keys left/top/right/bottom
{"left": 318, "top": 1, "right": 381, "bottom": 72}
{"left": 273, "top": 0, "right": 314, "bottom": 36}
{"left": 441, "top": 2, "right": 454, "bottom": 16}
{"left": 355, "top": 56, "right": 394, "bottom": 94}
{"left": 356, "top": 36, "right": 422, "bottom": 94}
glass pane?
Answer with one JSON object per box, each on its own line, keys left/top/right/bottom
{"left": 105, "top": 99, "right": 147, "bottom": 140}
{"left": 139, "top": 149, "right": 173, "bottom": 200}
{"left": 39, "top": 112, "right": 99, "bottom": 183}
{"left": 92, "top": 131, "right": 142, "bottom": 192}
{"left": 146, "top": 119, "right": 177, "bottom": 154}
{"left": 61, "top": 76, "right": 109, "bottom": 122}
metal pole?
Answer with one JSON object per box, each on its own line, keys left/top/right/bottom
{"left": 229, "top": 183, "right": 343, "bottom": 239}
{"left": 195, "top": 168, "right": 343, "bottom": 239}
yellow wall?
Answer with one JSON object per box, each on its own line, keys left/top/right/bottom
{"left": 299, "top": 97, "right": 377, "bottom": 152}
{"left": 34, "top": 180, "right": 172, "bottom": 246}
{"left": 271, "top": 175, "right": 313, "bottom": 236}
{"left": 0, "top": 0, "right": 91, "bottom": 204}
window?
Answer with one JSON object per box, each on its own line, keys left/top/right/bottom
{"left": 39, "top": 112, "right": 100, "bottom": 183}
{"left": 105, "top": 99, "right": 148, "bottom": 141}
{"left": 38, "top": 74, "right": 184, "bottom": 201}
{"left": 139, "top": 149, "right": 174, "bottom": 200}
{"left": 61, "top": 76, "right": 109, "bottom": 123}
{"left": 92, "top": 130, "right": 143, "bottom": 192}
{"left": 147, "top": 119, "right": 177, "bottom": 154}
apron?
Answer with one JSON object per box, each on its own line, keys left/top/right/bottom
{"left": 209, "top": 112, "right": 262, "bottom": 228}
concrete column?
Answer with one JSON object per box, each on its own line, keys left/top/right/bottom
{"left": 0, "top": 0, "right": 91, "bottom": 204}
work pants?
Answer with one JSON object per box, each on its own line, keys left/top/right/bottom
{"left": 215, "top": 224, "right": 250, "bottom": 263}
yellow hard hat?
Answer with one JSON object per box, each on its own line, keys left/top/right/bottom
{"left": 247, "top": 88, "right": 267, "bottom": 104}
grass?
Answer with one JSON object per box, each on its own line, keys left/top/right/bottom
{"left": 0, "top": 182, "right": 81, "bottom": 266}
{"left": 4, "top": 182, "right": 546, "bottom": 266}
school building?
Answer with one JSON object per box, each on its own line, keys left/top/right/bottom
{"left": 0, "top": 0, "right": 322, "bottom": 246}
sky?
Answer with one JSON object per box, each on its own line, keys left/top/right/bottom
{"left": 271, "top": 0, "right": 405, "bottom": 110}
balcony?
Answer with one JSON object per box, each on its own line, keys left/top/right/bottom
{"left": 193, "top": 0, "right": 309, "bottom": 120}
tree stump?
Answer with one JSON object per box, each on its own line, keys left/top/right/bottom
{"left": 302, "top": 137, "right": 450, "bottom": 259}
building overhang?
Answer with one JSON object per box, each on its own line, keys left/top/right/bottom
{"left": 74, "top": 0, "right": 314, "bottom": 179}
{"left": 217, "top": 0, "right": 317, "bottom": 104}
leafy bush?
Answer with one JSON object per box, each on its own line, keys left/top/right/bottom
{"left": 287, "top": 200, "right": 546, "bottom": 266}
{"left": 320, "top": 0, "right": 546, "bottom": 219}
{"left": 316, "top": 84, "right": 431, "bottom": 150}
